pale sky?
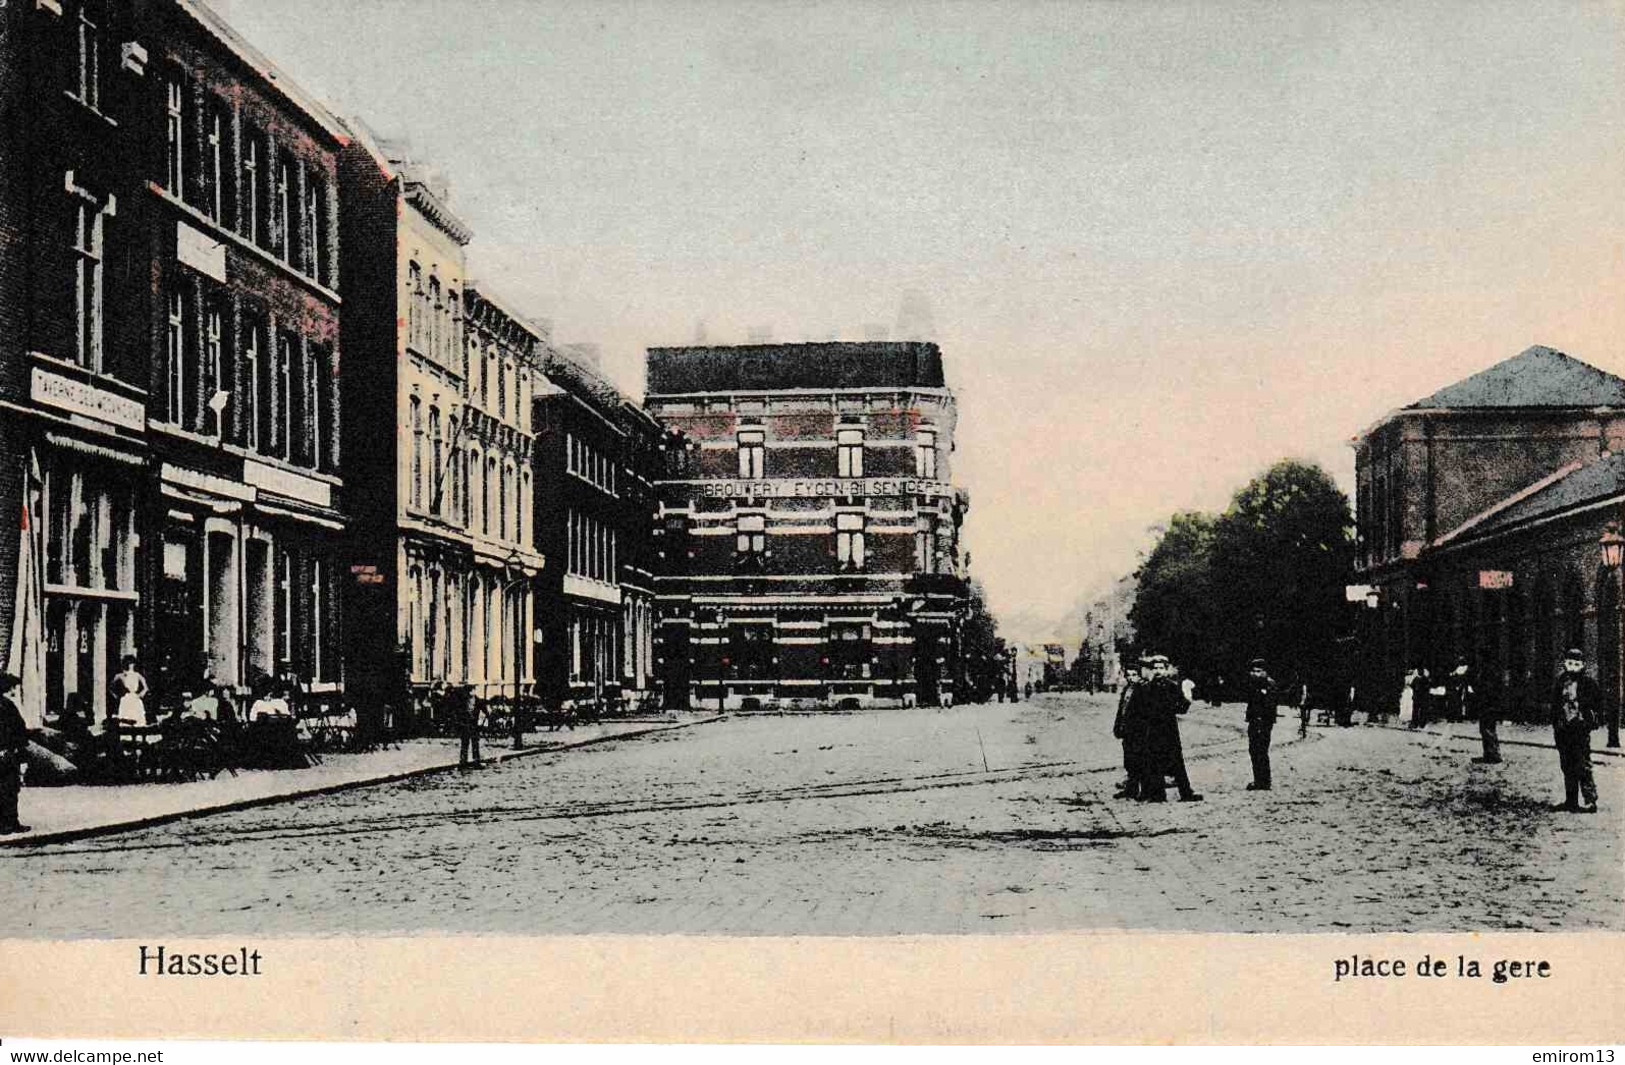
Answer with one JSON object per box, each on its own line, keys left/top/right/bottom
{"left": 212, "top": 0, "right": 1625, "bottom": 636}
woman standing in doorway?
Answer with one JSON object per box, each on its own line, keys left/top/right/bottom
{"left": 111, "top": 656, "right": 150, "bottom": 724}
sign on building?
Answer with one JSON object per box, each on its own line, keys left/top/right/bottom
{"left": 1479, "top": 570, "right": 1515, "bottom": 590}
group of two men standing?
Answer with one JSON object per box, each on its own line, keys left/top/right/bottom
{"left": 1111, "top": 654, "right": 1203, "bottom": 803}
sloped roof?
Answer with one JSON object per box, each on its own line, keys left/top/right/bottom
{"left": 1407, "top": 346, "right": 1625, "bottom": 410}
{"left": 1438, "top": 450, "right": 1625, "bottom": 548}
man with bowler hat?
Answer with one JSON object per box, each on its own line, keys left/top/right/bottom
{"left": 0, "top": 674, "right": 31, "bottom": 833}
{"left": 1243, "top": 658, "right": 1278, "bottom": 791}
{"left": 1549, "top": 648, "right": 1601, "bottom": 813}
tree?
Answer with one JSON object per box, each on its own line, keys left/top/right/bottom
{"left": 959, "top": 579, "right": 1004, "bottom": 702}
{"left": 1129, "top": 511, "right": 1221, "bottom": 681}
{"left": 1210, "top": 460, "right": 1355, "bottom": 689}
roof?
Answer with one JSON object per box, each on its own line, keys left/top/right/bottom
{"left": 178, "top": 0, "right": 348, "bottom": 144}
{"left": 1407, "top": 346, "right": 1625, "bottom": 410}
{"left": 645, "top": 341, "right": 947, "bottom": 396}
{"left": 1435, "top": 450, "right": 1625, "bottom": 548}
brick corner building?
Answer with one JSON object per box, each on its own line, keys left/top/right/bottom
{"left": 1353, "top": 344, "right": 1625, "bottom": 731}
{"left": 645, "top": 341, "right": 970, "bottom": 711}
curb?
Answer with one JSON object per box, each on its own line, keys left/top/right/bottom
{"left": 0, "top": 714, "right": 726, "bottom": 850}
{"left": 1366, "top": 720, "right": 1625, "bottom": 758}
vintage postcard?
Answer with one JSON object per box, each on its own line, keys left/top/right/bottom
{"left": 0, "top": 0, "right": 1620, "bottom": 1046}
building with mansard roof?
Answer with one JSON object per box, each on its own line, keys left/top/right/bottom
{"left": 1352, "top": 345, "right": 1625, "bottom": 737}
{"left": 644, "top": 340, "right": 970, "bottom": 711}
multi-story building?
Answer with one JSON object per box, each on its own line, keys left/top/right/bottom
{"left": 0, "top": 0, "right": 348, "bottom": 724}
{"left": 531, "top": 348, "right": 666, "bottom": 713}
{"left": 339, "top": 131, "right": 543, "bottom": 728}
{"left": 460, "top": 283, "right": 544, "bottom": 705}
{"left": 644, "top": 341, "right": 970, "bottom": 711}
{"left": 1352, "top": 345, "right": 1625, "bottom": 726}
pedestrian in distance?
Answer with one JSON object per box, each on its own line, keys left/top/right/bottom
{"left": 457, "top": 686, "right": 483, "bottom": 769}
{"left": 1456, "top": 659, "right": 1500, "bottom": 765}
{"left": 0, "top": 673, "right": 31, "bottom": 834}
{"left": 1242, "top": 659, "right": 1278, "bottom": 791}
{"left": 1296, "top": 680, "right": 1311, "bottom": 739}
{"left": 1137, "top": 654, "right": 1202, "bottom": 803}
{"left": 1549, "top": 648, "right": 1600, "bottom": 813}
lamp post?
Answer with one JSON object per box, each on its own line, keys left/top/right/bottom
{"left": 1600, "top": 525, "right": 1624, "bottom": 748}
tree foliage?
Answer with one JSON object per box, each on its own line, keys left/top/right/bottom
{"left": 1129, "top": 460, "right": 1355, "bottom": 689}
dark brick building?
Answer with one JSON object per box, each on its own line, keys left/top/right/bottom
{"left": 1353, "top": 345, "right": 1625, "bottom": 735}
{"left": 645, "top": 341, "right": 970, "bottom": 711}
{"left": 0, "top": 0, "right": 347, "bottom": 724}
{"left": 531, "top": 348, "right": 667, "bottom": 713}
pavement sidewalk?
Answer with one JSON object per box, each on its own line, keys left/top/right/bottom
{"left": 1362, "top": 715, "right": 1625, "bottom": 756}
{"left": 3, "top": 713, "right": 722, "bottom": 848}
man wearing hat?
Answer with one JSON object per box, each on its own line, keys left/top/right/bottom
{"left": 1242, "top": 658, "right": 1278, "bottom": 791}
{"left": 1111, "top": 659, "right": 1141, "bottom": 799}
{"left": 0, "top": 673, "right": 31, "bottom": 833}
{"left": 1138, "top": 654, "right": 1203, "bottom": 803}
{"left": 1549, "top": 648, "right": 1601, "bottom": 813}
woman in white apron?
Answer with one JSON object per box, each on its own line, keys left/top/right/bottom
{"left": 1398, "top": 669, "right": 1417, "bottom": 725}
{"left": 111, "top": 657, "right": 150, "bottom": 724}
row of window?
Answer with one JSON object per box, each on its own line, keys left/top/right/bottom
{"left": 164, "top": 73, "right": 332, "bottom": 285}
{"left": 567, "top": 508, "right": 618, "bottom": 583}
{"left": 406, "top": 263, "right": 460, "bottom": 368}
{"left": 404, "top": 564, "right": 527, "bottom": 685}
{"left": 1359, "top": 466, "right": 1404, "bottom": 565}
{"left": 163, "top": 273, "right": 334, "bottom": 471}
{"left": 565, "top": 432, "right": 617, "bottom": 494}
{"left": 716, "top": 622, "right": 877, "bottom": 681}
{"left": 734, "top": 429, "right": 938, "bottom": 479}
{"left": 407, "top": 397, "right": 532, "bottom": 544}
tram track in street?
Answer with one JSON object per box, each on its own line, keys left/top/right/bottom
{"left": 5, "top": 730, "right": 1253, "bottom": 857}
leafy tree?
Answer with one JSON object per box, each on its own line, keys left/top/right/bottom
{"left": 959, "top": 579, "right": 1005, "bottom": 701}
{"left": 1210, "top": 460, "right": 1355, "bottom": 687}
{"left": 1129, "top": 511, "right": 1221, "bottom": 681}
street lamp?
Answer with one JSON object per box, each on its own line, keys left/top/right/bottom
{"left": 1600, "top": 525, "right": 1624, "bottom": 747}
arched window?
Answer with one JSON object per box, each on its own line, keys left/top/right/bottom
{"left": 1562, "top": 566, "right": 1586, "bottom": 655}
{"left": 407, "top": 262, "right": 422, "bottom": 349}
{"left": 428, "top": 406, "right": 442, "bottom": 515}
{"left": 500, "top": 462, "right": 511, "bottom": 542}
{"left": 409, "top": 395, "right": 423, "bottom": 511}
{"left": 428, "top": 276, "right": 442, "bottom": 360}
{"left": 448, "top": 292, "right": 460, "bottom": 363}
{"left": 1534, "top": 572, "right": 1556, "bottom": 706}
{"left": 520, "top": 469, "right": 532, "bottom": 544}
{"left": 464, "top": 446, "right": 476, "bottom": 528}
{"left": 486, "top": 456, "right": 498, "bottom": 537}
{"left": 446, "top": 417, "right": 459, "bottom": 517}
{"left": 1598, "top": 567, "right": 1620, "bottom": 739}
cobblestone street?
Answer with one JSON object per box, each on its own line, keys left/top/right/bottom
{"left": 1, "top": 693, "right": 1618, "bottom": 937}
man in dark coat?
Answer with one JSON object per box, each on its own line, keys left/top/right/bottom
{"left": 1137, "top": 655, "right": 1203, "bottom": 803}
{"left": 1112, "top": 661, "right": 1145, "bottom": 799}
{"left": 1242, "top": 659, "right": 1277, "bottom": 791}
{"left": 0, "top": 673, "right": 32, "bottom": 833}
{"left": 1458, "top": 659, "right": 1501, "bottom": 765}
{"left": 1550, "top": 648, "right": 1600, "bottom": 812}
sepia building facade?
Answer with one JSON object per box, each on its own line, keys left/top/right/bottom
{"left": 1353, "top": 345, "right": 1625, "bottom": 733}
{"left": 0, "top": 0, "right": 347, "bottom": 724}
{"left": 644, "top": 341, "right": 970, "bottom": 711}
{"left": 339, "top": 131, "right": 543, "bottom": 728}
